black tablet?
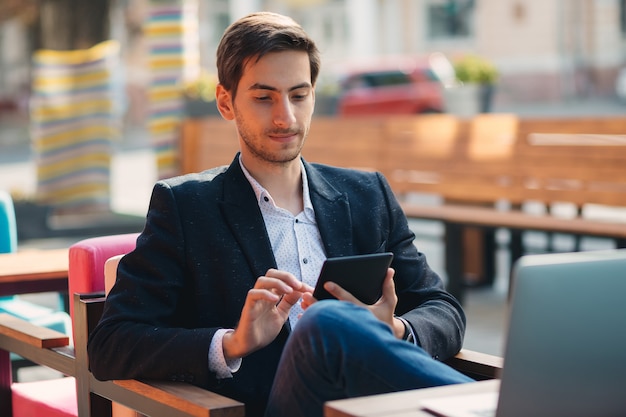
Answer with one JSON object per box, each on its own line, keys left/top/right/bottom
{"left": 313, "top": 252, "right": 394, "bottom": 305}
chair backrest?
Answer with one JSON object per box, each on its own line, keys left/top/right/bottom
{"left": 68, "top": 233, "right": 139, "bottom": 335}
{"left": 69, "top": 235, "right": 140, "bottom": 417}
{"left": 70, "top": 234, "right": 139, "bottom": 417}
{"left": 0, "top": 190, "right": 17, "bottom": 254}
{"left": 104, "top": 255, "right": 124, "bottom": 295}
{"left": 103, "top": 253, "right": 140, "bottom": 417}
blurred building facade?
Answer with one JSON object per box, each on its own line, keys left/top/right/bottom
{"left": 196, "top": 0, "right": 626, "bottom": 104}
{"left": 1, "top": 0, "right": 625, "bottom": 113}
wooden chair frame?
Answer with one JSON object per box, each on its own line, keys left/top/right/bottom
{"left": 0, "top": 293, "right": 245, "bottom": 417}
{"left": 74, "top": 293, "right": 245, "bottom": 417}
{"left": 0, "top": 293, "right": 501, "bottom": 417}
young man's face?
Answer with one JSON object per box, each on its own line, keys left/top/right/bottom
{"left": 217, "top": 50, "right": 315, "bottom": 167}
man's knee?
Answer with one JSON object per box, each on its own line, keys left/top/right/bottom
{"left": 296, "top": 300, "right": 377, "bottom": 340}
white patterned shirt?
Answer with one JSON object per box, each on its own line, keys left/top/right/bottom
{"left": 208, "top": 157, "right": 327, "bottom": 378}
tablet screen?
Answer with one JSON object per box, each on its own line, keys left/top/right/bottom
{"left": 313, "top": 252, "right": 394, "bottom": 304}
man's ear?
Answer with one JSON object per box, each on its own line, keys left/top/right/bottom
{"left": 215, "top": 83, "right": 234, "bottom": 120}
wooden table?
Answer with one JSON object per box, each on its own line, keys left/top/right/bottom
{"left": 0, "top": 248, "right": 69, "bottom": 297}
{"left": 325, "top": 379, "right": 500, "bottom": 417}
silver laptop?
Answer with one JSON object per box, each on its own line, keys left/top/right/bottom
{"left": 422, "top": 249, "right": 626, "bottom": 417}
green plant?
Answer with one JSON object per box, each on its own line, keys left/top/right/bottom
{"left": 182, "top": 70, "right": 217, "bottom": 102}
{"left": 453, "top": 55, "right": 498, "bottom": 85}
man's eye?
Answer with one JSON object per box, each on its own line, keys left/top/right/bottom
{"left": 255, "top": 96, "right": 271, "bottom": 101}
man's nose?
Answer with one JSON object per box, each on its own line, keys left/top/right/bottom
{"left": 273, "top": 98, "right": 296, "bottom": 127}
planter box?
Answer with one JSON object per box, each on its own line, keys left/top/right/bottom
{"left": 184, "top": 99, "right": 220, "bottom": 118}
{"left": 443, "top": 84, "right": 481, "bottom": 117}
{"left": 443, "top": 84, "right": 496, "bottom": 117}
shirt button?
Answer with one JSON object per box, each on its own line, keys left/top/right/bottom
{"left": 295, "top": 219, "right": 299, "bottom": 223}
{"left": 263, "top": 196, "right": 269, "bottom": 202}
{"left": 302, "top": 258, "right": 308, "bottom": 264}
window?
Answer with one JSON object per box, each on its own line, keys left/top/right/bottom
{"left": 342, "top": 71, "right": 410, "bottom": 91}
{"left": 426, "top": 0, "right": 475, "bottom": 40}
{"left": 364, "top": 71, "right": 412, "bottom": 88}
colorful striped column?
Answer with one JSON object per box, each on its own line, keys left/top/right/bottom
{"left": 30, "top": 40, "right": 121, "bottom": 214}
{"left": 145, "top": 0, "right": 199, "bottom": 179}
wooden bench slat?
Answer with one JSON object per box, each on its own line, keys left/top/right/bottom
{"left": 401, "top": 203, "right": 626, "bottom": 239}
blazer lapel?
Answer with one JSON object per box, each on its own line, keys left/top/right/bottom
{"left": 217, "top": 157, "right": 356, "bottom": 277}
{"left": 304, "top": 160, "right": 355, "bottom": 258}
{"left": 219, "top": 157, "right": 277, "bottom": 280}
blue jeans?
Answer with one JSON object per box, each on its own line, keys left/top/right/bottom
{"left": 265, "top": 300, "right": 473, "bottom": 417}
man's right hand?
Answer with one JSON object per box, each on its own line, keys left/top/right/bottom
{"left": 222, "top": 268, "right": 312, "bottom": 360}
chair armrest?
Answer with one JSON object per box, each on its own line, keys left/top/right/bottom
{"left": 445, "top": 348, "right": 503, "bottom": 380}
{"left": 0, "top": 313, "right": 75, "bottom": 376}
{"left": 0, "top": 313, "right": 70, "bottom": 348}
{"left": 0, "top": 313, "right": 76, "bottom": 417}
{"left": 75, "top": 295, "right": 245, "bottom": 417}
{"left": 89, "top": 377, "right": 245, "bottom": 417}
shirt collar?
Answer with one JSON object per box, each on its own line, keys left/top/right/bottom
{"left": 238, "top": 155, "right": 315, "bottom": 219}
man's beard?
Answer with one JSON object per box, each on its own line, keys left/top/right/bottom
{"left": 235, "top": 114, "right": 308, "bottom": 165}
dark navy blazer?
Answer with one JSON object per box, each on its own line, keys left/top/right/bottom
{"left": 88, "top": 154, "right": 466, "bottom": 416}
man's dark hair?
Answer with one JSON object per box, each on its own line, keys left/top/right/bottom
{"left": 216, "top": 12, "right": 321, "bottom": 97}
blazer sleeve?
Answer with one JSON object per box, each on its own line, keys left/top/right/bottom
{"left": 87, "top": 179, "right": 216, "bottom": 387}
{"left": 375, "top": 172, "right": 467, "bottom": 360}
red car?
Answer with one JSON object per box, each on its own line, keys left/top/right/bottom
{"left": 335, "top": 57, "right": 445, "bottom": 116}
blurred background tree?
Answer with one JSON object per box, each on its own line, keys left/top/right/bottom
{"left": 0, "top": 0, "right": 111, "bottom": 51}
{"left": 35, "top": 0, "right": 111, "bottom": 50}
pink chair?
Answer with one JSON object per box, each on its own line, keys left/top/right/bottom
{"left": 9, "top": 233, "right": 139, "bottom": 417}
{"left": 66, "top": 233, "right": 140, "bottom": 338}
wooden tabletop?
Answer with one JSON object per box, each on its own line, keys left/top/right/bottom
{"left": 0, "top": 248, "right": 69, "bottom": 296}
{"left": 324, "top": 379, "right": 500, "bottom": 417}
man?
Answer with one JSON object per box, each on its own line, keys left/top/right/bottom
{"left": 88, "top": 12, "right": 472, "bottom": 417}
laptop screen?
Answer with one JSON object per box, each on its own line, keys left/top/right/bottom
{"left": 496, "top": 249, "right": 626, "bottom": 417}
{"left": 421, "top": 249, "right": 626, "bottom": 417}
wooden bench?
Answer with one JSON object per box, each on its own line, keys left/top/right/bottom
{"left": 179, "top": 116, "right": 239, "bottom": 174}
{"left": 179, "top": 115, "right": 626, "bottom": 303}
{"left": 388, "top": 114, "right": 626, "bottom": 301}
{"left": 301, "top": 116, "right": 386, "bottom": 171}
{"left": 178, "top": 116, "right": 386, "bottom": 175}
{"left": 381, "top": 113, "right": 519, "bottom": 293}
